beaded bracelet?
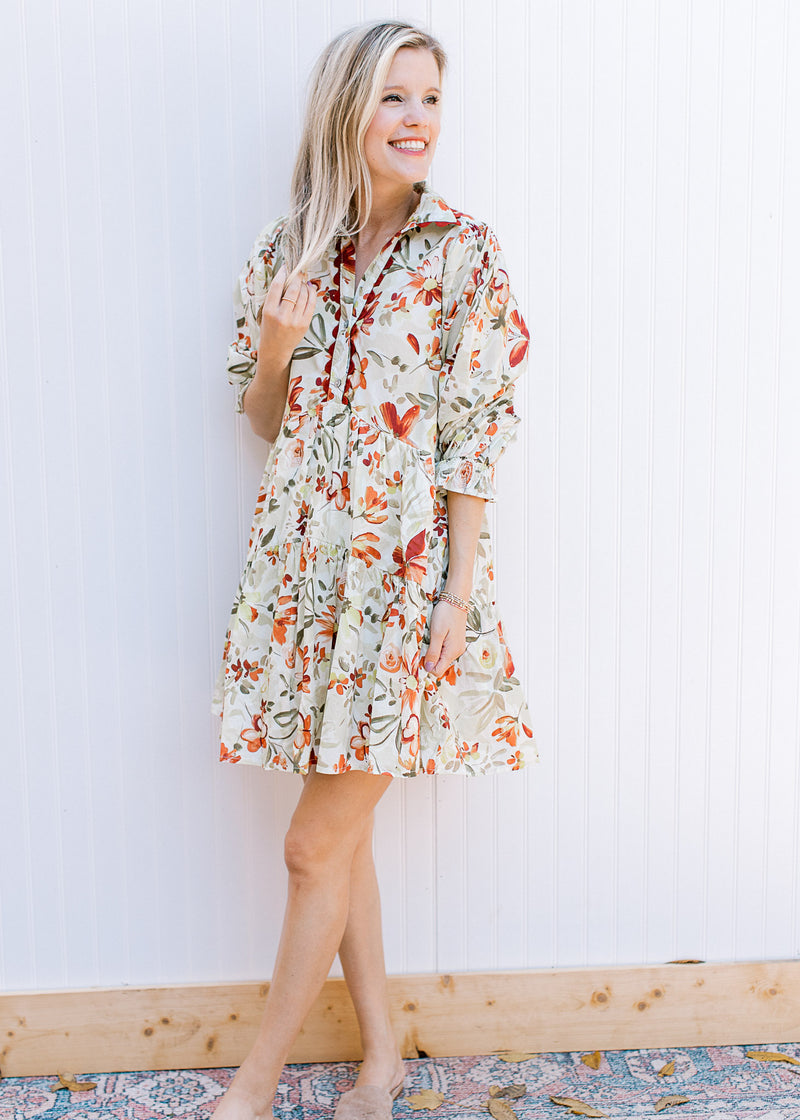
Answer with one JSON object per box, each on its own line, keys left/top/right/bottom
{"left": 437, "top": 589, "right": 470, "bottom": 613}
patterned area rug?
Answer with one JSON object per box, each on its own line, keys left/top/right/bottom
{"left": 3, "top": 1045, "right": 800, "bottom": 1119}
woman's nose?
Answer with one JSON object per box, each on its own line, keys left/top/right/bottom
{"left": 403, "top": 99, "right": 428, "bottom": 125}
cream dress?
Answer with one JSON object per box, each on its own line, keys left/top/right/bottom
{"left": 212, "top": 185, "right": 540, "bottom": 777}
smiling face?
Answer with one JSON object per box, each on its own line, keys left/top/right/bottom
{"left": 363, "top": 46, "right": 442, "bottom": 192}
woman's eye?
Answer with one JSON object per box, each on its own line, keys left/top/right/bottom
{"left": 382, "top": 94, "right": 439, "bottom": 104}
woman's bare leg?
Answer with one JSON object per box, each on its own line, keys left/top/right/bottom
{"left": 335, "top": 810, "right": 405, "bottom": 1091}
{"left": 212, "top": 765, "right": 393, "bottom": 1119}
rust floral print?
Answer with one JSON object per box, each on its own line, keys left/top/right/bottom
{"left": 212, "top": 185, "right": 539, "bottom": 777}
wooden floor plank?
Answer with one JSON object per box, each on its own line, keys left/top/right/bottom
{"left": 2, "top": 961, "right": 799, "bottom": 1077}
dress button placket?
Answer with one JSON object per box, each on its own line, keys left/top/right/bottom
{"left": 329, "top": 332, "right": 348, "bottom": 400}
{"left": 330, "top": 270, "right": 353, "bottom": 402}
{"left": 327, "top": 313, "right": 345, "bottom": 400}
{"left": 331, "top": 235, "right": 394, "bottom": 403}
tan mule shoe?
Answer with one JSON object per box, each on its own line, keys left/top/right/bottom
{"left": 332, "top": 1076, "right": 405, "bottom": 1120}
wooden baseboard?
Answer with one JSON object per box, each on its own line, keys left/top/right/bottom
{"left": 2, "top": 960, "right": 800, "bottom": 1077}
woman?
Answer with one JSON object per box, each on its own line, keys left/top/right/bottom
{"left": 211, "top": 18, "right": 539, "bottom": 1120}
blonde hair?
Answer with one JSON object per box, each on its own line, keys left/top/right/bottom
{"left": 280, "top": 19, "right": 447, "bottom": 285}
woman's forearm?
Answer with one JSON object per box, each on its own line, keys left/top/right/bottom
{"left": 242, "top": 349, "right": 291, "bottom": 442}
{"left": 443, "top": 490, "right": 485, "bottom": 600}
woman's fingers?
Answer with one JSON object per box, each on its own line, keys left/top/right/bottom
{"left": 423, "top": 632, "right": 443, "bottom": 673}
{"left": 430, "top": 636, "right": 465, "bottom": 677}
{"left": 279, "top": 269, "right": 305, "bottom": 311}
{"left": 295, "top": 278, "right": 316, "bottom": 323}
{"left": 259, "top": 266, "right": 318, "bottom": 360}
{"left": 258, "top": 264, "right": 317, "bottom": 375}
{"left": 423, "top": 603, "right": 467, "bottom": 677}
{"left": 264, "top": 263, "right": 315, "bottom": 310}
{"left": 423, "top": 607, "right": 447, "bottom": 670}
{"left": 262, "top": 262, "right": 287, "bottom": 315}
{"left": 264, "top": 262, "right": 302, "bottom": 312}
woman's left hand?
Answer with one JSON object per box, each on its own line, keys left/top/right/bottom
{"left": 422, "top": 601, "right": 468, "bottom": 678}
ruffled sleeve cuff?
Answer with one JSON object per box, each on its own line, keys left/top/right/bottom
{"left": 434, "top": 455, "right": 497, "bottom": 501}
{"left": 227, "top": 342, "right": 257, "bottom": 414}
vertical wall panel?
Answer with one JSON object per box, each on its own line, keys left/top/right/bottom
{"left": 1, "top": 0, "right": 799, "bottom": 992}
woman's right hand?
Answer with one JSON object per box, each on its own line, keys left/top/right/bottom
{"left": 257, "top": 262, "right": 317, "bottom": 368}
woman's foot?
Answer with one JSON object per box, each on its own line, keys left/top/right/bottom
{"left": 353, "top": 1046, "right": 405, "bottom": 1094}
{"left": 210, "top": 1081, "right": 274, "bottom": 1119}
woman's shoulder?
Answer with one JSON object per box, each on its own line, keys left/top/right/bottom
{"left": 235, "top": 213, "right": 289, "bottom": 299}
{"left": 435, "top": 211, "right": 509, "bottom": 296}
{"left": 246, "top": 213, "right": 288, "bottom": 265}
{"left": 423, "top": 191, "right": 506, "bottom": 273}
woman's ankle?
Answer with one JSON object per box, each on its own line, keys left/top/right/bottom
{"left": 354, "top": 1044, "right": 404, "bottom": 1085}
{"left": 226, "top": 1061, "right": 279, "bottom": 1111}
{"left": 358, "top": 1024, "right": 402, "bottom": 1062}
{"left": 213, "top": 1079, "right": 275, "bottom": 1119}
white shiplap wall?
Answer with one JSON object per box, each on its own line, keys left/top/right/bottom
{"left": 1, "top": 0, "right": 799, "bottom": 992}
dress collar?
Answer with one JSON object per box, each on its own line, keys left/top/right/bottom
{"left": 397, "top": 183, "right": 461, "bottom": 235}
{"left": 330, "top": 184, "right": 462, "bottom": 259}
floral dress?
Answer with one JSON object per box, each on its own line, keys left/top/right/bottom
{"left": 211, "top": 184, "right": 540, "bottom": 777}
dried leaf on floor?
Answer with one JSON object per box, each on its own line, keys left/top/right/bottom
{"left": 48, "top": 1071, "right": 97, "bottom": 1092}
{"left": 495, "top": 1050, "right": 538, "bottom": 1062}
{"left": 580, "top": 1051, "right": 602, "bottom": 1069}
{"left": 487, "top": 1098, "right": 518, "bottom": 1120}
{"left": 488, "top": 1083, "right": 526, "bottom": 1098}
{"left": 746, "top": 1050, "right": 800, "bottom": 1067}
{"left": 657, "top": 1060, "right": 676, "bottom": 1076}
{"left": 654, "top": 1095, "right": 690, "bottom": 1111}
{"left": 405, "top": 1088, "right": 446, "bottom": 1111}
{"left": 549, "top": 1095, "right": 608, "bottom": 1117}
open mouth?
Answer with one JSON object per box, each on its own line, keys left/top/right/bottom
{"left": 389, "top": 139, "right": 428, "bottom": 153}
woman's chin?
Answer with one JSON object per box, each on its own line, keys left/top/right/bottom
{"left": 370, "top": 164, "right": 433, "bottom": 189}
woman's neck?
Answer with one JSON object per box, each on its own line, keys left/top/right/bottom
{"left": 356, "top": 183, "right": 421, "bottom": 246}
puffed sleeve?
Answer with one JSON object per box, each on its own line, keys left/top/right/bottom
{"left": 226, "top": 217, "right": 285, "bottom": 413}
{"left": 435, "top": 224, "right": 529, "bottom": 501}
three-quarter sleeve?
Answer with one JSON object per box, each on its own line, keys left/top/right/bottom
{"left": 226, "top": 217, "right": 284, "bottom": 413}
{"left": 435, "top": 225, "right": 529, "bottom": 501}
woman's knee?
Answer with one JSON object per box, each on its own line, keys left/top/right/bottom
{"left": 283, "top": 819, "right": 353, "bottom": 879}
{"left": 285, "top": 769, "right": 389, "bottom": 877}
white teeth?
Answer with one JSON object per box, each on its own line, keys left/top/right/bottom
{"left": 391, "top": 140, "right": 426, "bottom": 150}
